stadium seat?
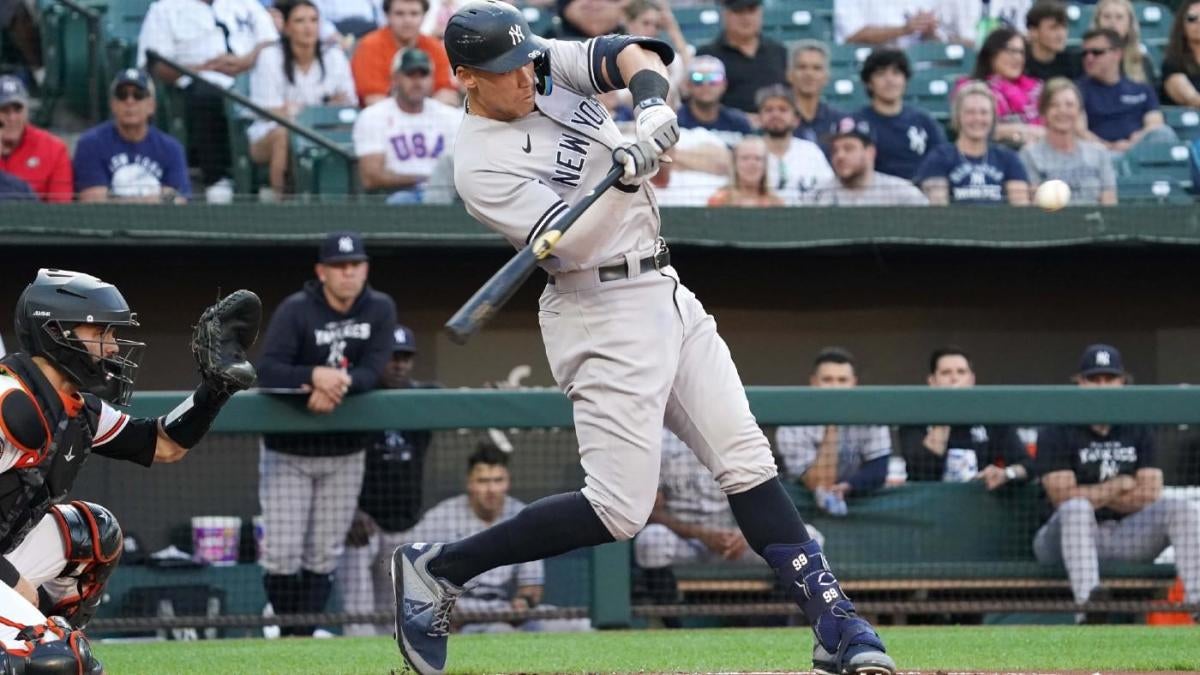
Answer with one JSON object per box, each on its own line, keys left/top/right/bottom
{"left": 291, "top": 127, "right": 358, "bottom": 200}
{"left": 1134, "top": 1, "right": 1171, "bottom": 43}
{"left": 829, "top": 43, "right": 872, "bottom": 71}
{"left": 763, "top": 7, "right": 833, "bottom": 43}
{"left": 1117, "top": 175, "right": 1195, "bottom": 203}
{"left": 223, "top": 88, "right": 269, "bottom": 198}
{"left": 296, "top": 105, "right": 359, "bottom": 131}
{"left": 1162, "top": 106, "right": 1200, "bottom": 141}
{"left": 1120, "top": 140, "right": 1194, "bottom": 180}
{"left": 906, "top": 42, "right": 973, "bottom": 71}
{"left": 521, "top": 6, "right": 555, "bottom": 38}
{"left": 906, "top": 71, "right": 956, "bottom": 121}
{"left": 1065, "top": 2, "right": 1095, "bottom": 40}
{"left": 823, "top": 76, "right": 867, "bottom": 111}
{"left": 674, "top": 7, "right": 723, "bottom": 47}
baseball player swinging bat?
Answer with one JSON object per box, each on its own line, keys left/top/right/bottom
{"left": 444, "top": 163, "right": 624, "bottom": 344}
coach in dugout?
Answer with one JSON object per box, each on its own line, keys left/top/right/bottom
{"left": 1033, "top": 344, "right": 1200, "bottom": 622}
{"left": 256, "top": 231, "right": 396, "bottom": 636}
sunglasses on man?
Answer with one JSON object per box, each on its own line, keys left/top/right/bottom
{"left": 1081, "top": 47, "right": 1114, "bottom": 58}
{"left": 689, "top": 71, "right": 725, "bottom": 85}
{"left": 113, "top": 87, "right": 149, "bottom": 101}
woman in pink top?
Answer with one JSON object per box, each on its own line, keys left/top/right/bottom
{"left": 957, "top": 27, "right": 1045, "bottom": 148}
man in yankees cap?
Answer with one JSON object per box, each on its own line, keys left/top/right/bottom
{"left": 389, "top": 2, "right": 895, "bottom": 675}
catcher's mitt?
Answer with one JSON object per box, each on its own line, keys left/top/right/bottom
{"left": 191, "top": 289, "right": 262, "bottom": 395}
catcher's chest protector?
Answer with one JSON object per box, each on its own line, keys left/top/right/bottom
{"left": 0, "top": 354, "right": 98, "bottom": 554}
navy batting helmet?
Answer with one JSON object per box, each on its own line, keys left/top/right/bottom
{"left": 444, "top": 0, "right": 552, "bottom": 92}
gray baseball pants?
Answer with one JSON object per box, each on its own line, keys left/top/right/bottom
{"left": 1033, "top": 495, "right": 1200, "bottom": 604}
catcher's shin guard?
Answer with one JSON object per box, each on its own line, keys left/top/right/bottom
{"left": 763, "top": 540, "right": 894, "bottom": 675}
{"left": 47, "top": 501, "right": 122, "bottom": 629}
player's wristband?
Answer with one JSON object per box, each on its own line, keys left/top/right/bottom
{"left": 629, "top": 70, "right": 669, "bottom": 109}
{"left": 159, "top": 382, "right": 229, "bottom": 449}
{"left": 0, "top": 556, "right": 19, "bottom": 588}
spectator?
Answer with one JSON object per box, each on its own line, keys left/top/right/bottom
{"left": 854, "top": 49, "right": 946, "bottom": 181}
{"left": 352, "top": 0, "right": 457, "bottom": 106}
{"left": 807, "top": 117, "right": 930, "bottom": 206}
{"left": 1033, "top": 343, "right": 1200, "bottom": 621}
{"left": 624, "top": 0, "right": 690, "bottom": 109}
{"left": 961, "top": 27, "right": 1045, "bottom": 147}
{"left": 696, "top": 0, "right": 787, "bottom": 115}
{"left": 1161, "top": 0, "right": 1200, "bottom": 108}
{"left": 1025, "top": 1, "right": 1082, "bottom": 82}
{"left": 137, "top": 0, "right": 278, "bottom": 188}
{"left": 314, "top": 0, "right": 383, "bottom": 41}
{"left": 914, "top": 82, "right": 1031, "bottom": 205}
{"left": 707, "top": 136, "right": 784, "bottom": 207}
{"left": 649, "top": 126, "right": 733, "bottom": 207}
{"left": 788, "top": 40, "right": 844, "bottom": 153}
{"left": 675, "top": 56, "right": 753, "bottom": 146}
{"left": 898, "top": 346, "right": 1033, "bottom": 488}
{"left": 1077, "top": 28, "right": 1177, "bottom": 154}
{"left": 635, "top": 430, "right": 817, "bottom": 605}
{"left": 0, "top": 76, "right": 71, "bottom": 202}
{"left": 74, "top": 69, "right": 190, "bottom": 204}
{"left": 256, "top": 231, "right": 397, "bottom": 636}
{"left": 248, "top": 0, "right": 357, "bottom": 197}
{"left": 755, "top": 84, "right": 833, "bottom": 203}
{"left": 339, "top": 325, "right": 437, "bottom": 637}
{"left": 405, "top": 441, "right": 589, "bottom": 633}
{"left": 775, "top": 348, "right": 892, "bottom": 517}
{"left": 1020, "top": 78, "right": 1118, "bottom": 205}
{"left": 353, "top": 48, "right": 462, "bottom": 204}
{"left": 830, "top": 0, "right": 979, "bottom": 48}
{"left": 1091, "top": 0, "right": 1157, "bottom": 87}
{"left": 0, "top": 0, "right": 41, "bottom": 81}
{"left": 0, "top": 169, "right": 34, "bottom": 201}
{"left": 553, "top": 0, "right": 623, "bottom": 41}
{"left": 422, "top": 0, "right": 467, "bottom": 39}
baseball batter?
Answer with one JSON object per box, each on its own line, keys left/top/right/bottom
{"left": 392, "top": 3, "right": 895, "bottom": 675}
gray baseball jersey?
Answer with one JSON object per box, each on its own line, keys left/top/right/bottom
{"left": 407, "top": 495, "right": 543, "bottom": 603}
{"left": 454, "top": 38, "right": 661, "bottom": 273}
{"left": 659, "top": 429, "right": 737, "bottom": 530}
{"left": 453, "top": 35, "right": 778, "bottom": 541}
{"left": 775, "top": 425, "right": 892, "bottom": 482}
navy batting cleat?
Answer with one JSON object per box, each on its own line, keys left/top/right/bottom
{"left": 763, "top": 540, "right": 895, "bottom": 675}
{"left": 391, "top": 542, "right": 465, "bottom": 675}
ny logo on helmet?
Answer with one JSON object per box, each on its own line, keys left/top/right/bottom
{"left": 338, "top": 236, "right": 354, "bottom": 253}
{"left": 1096, "top": 351, "right": 1111, "bottom": 366}
{"left": 508, "top": 24, "right": 523, "bottom": 45}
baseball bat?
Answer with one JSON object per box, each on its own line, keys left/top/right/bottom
{"left": 445, "top": 163, "right": 625, "bottom": 344}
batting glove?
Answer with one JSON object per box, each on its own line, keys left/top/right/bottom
{"left": 635, "top": 101, "right": 680, "bottom": 153}
{"left": 613, "top": 141, "right": 660, "bottom": 185}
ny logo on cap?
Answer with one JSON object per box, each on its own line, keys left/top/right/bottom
{"left": 1095, "top": 350, "right": 1111, "bottom": 366}
{"left": 509, "top": 24, "right": 523, "bottom": 45}
{"left": 338, "top": 236, "right": 355, "bottom": 253}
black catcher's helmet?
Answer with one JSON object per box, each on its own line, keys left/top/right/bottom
{"left": 444, "top": 0, "right": 553, "bottom": 94}
{"left": 14, "top": 269, "right": 145, "bottom": 406}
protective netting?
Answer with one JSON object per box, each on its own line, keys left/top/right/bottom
{"left": 75, "top": 415, "right": 1198, "bottom": 638}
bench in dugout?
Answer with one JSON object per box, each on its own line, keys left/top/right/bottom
{"left": 665, "top": 482, "right": 1177, "bottom": 622}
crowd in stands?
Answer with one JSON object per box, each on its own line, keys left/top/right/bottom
{"left": 1, "top": 0, "right": 1200, "bottom": 204}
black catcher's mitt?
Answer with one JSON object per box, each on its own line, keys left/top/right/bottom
{"left": 191, "top": 289, "right": 262, "bottom": 395}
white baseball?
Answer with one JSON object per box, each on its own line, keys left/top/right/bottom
{"left": 1034, "top": 179, "right": 1071, "bottom": 211}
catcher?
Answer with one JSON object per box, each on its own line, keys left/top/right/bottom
{"left": 0, "top": 268, "right": 260, "bottom": 673}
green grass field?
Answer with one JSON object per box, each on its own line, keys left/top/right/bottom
{"left": 92, "top": 625, "right": 1200, "bottom": 674}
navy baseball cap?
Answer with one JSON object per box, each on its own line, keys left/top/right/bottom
{"left": 1078, "top": 343, "right": 1125, "bottom": 377}
{"left": 319, "top": 231, "right": 369, "bottom": 264}
{"left": 829, "top": 116, "right": 874, "bottom": 146}
{"left": 393, "top": 326, "right": 417, "bottom": 354}
{"left": 0, "top": 76, "right": 29, "bottom": 108}
{"left": 110, "top": 68, "right": 153, "bottom": 96}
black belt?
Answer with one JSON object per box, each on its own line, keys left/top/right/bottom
{"left": 548, "top": 248, "right": 670, "bottom": 285}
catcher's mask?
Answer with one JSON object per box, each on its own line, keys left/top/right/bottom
{"left": 15, "top": 269, "right": 145, "bottom": 406}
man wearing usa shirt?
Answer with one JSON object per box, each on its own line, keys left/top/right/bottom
{"left": 353, "top": 48, "right": 462, "bottom": 204}
{"left": 0, "top": 76, "right": 72, "bottom": 203}
{"left": 1033, "top": 344, "right": 1200, "bottom": 621}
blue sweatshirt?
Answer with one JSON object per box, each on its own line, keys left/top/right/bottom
{"left": 257, "top": 279, "right": 397, "bottom": 455}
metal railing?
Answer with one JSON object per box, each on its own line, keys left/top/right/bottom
{"left": 144, "top": 49, "right": 360, "bottom": 195}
